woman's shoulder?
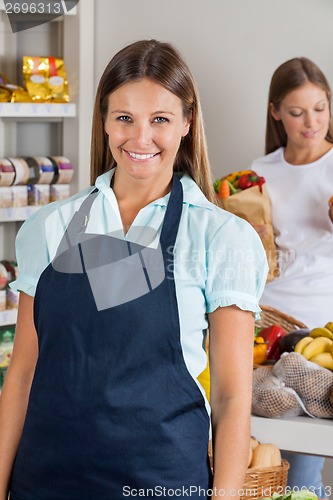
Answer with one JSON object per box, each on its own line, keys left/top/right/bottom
{"left": 251, "top": 147, "right": 283, "bottom": 170}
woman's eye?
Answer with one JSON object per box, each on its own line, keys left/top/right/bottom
{"left": 117, "top": 115, "right": 132, "bottom": 122}
{"left": 154, "top": 117, "right": 168, "bottom": 123}
{"left": 290, "top": 111, "right": 302, "bottom": 117}
{"left": 315, "top": 108, "right": 325, "bottom": 112}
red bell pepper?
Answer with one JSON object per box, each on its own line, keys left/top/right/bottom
{"left": 237, "top": 173, "right": 266, "bottom": 192}
{"left": 259, "top": 324, "right": 287, "bottom": 361}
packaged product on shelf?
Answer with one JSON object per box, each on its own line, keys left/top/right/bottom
{"left": 0, "top": 326, "right": 15, "bottom": 370}
{"left": 48, "top": 156, "right": 74, "bottom": 184}
{"left": 0, "top": 72, "right": 33, "bottom": 103}
{"left": 0, "top": 159, "right": 15, "bottom": 186}
{"left": 11, "top": 186, "right": 28, "bottom": 207}
{"left": 0, "top": 290, "right": 6, "bottom": 312}
{"left": 50, "top": 184, "right": 70, "bottom": 201}
{"left": 0, "top": 187, "right": 12, "bottom": 208}
{"left": 0, "top": 87, "right": 11, "bottom": 102}
{"left": 1, "top": 260, "right": 16, "bottom": 284}
{"left": 6, "top": 288, "right": 19, "bottom": 310}
{"left": 22, "top": 56, "right": 70, "bottom": 103}
{"left": 25, "top": 156, "right": 56, "bottom": 184}
{"left": 7, "top": 157, "right": 30, "bottom": 185}
{"left": 28, "top": 184, "right": 50, "bottom": 205}
{"left": 0, "top": 262, "right": 8, "bottom": 291}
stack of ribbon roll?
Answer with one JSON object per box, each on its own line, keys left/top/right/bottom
{"left": 0, "top": 156, "right": 73, "bottom": 207}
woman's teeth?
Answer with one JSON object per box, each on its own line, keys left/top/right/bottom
{"left": 128, "top": 152, "right": 157, "bottom": 160}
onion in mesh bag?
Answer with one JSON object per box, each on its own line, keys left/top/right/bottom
{"left": 252, "top": 365, "right": 273, "bottom": 388}
{"left": 272, "top": 352, "right": 333, "bottom": 418}
{"left": 252, "top": 374, "right": 304, "bottom": 418}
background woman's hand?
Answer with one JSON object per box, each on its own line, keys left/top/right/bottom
{"left": 251, "top": 223, "right": 268, "bottom": 239}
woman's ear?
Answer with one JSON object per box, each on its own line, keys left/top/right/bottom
{"left": 182, "top": 121, "right": 191, "bottom": 137}
{"left": 270, "top": 102, "right": 281, "bottom": 121}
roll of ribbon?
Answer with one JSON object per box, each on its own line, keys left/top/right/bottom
{"left": 25, "top": 156, "right": 55, "bottom": 184}
{"left": 48, "top": 156, "right": 73, "bottom": 184}
{"left": 0, "top": 158, "right": 15, "bottom": 186}
{"left": 6, "top": 157, "right": 30, "bottom": 185}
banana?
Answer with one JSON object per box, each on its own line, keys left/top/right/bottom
{"left": 309, "top": 352, "right": 333, "bottom": 370}
{"left": 324, "top": 322, "right": 333, "bottom": 334}
{"left": 303, "top": 336, "right": 333, "bottom": 360}
{"left": 294, "top": 336, "right": 314, "bottom": 354}
{"left": 309, "top": 327, "right": 333, "bottom": 341}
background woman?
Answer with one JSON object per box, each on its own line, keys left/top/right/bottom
{"left": 0, "top": 40, "right": 267, "bottom": 499}
{"left": 252, "top": 56, "right": 333, "bottom": 499}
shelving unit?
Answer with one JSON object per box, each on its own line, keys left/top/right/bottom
{"left": 0, "top": 0, "right": 95, "bottom": 327}
{"left": 0, "top": 102, "right": 76, "bottom": 118}
{"left": 0, "top": 309, "right": 17, "bottom": 327}
{"left": 251, "top": 415, "right": 333, "bottom": 458}
{"left": 0, "top": 205, "right": 40, "bottom": 222}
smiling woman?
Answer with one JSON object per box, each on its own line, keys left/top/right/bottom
{"left": 0, "top": 39, "right": 268, "bottom": 500}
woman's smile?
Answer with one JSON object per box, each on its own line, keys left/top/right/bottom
{"left": 124, "top": 149, "right": 161, "bottom": 161}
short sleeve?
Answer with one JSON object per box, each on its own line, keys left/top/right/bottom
{"left": 9, "top": 207, "right": 51, "bottom": 297}
{"left": 205, "top": 215, "right": 268, "bottom": 320}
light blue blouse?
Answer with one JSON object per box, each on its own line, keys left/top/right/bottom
{"left": 11, "top": 169, "right": 268, "bottom": 389}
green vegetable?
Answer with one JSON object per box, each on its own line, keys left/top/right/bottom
{"left": 270, "top": 489, "right": 318, "bottom": 500}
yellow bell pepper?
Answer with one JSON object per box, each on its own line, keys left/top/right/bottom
{"left": 253, "top": 337, "right": 267, "bottom": 365}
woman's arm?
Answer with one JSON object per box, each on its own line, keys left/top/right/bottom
{"left": 0, "top": 292, "right": 38, "bottom": 500}
{"left": 209, "top": 305, "right": 254, "bottom": 499}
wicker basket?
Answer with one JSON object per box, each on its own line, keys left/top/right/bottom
{"left": 257, "top": 304, "right": 307, "bottom": 332}
{"left": 208, "top": 443, "right": 289, "bottom": 500}
{"left": 241, "top": 460, "right": 290, "bottom": 500}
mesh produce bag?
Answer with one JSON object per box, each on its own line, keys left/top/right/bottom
{"left": 252, "top": 367, "right": 304, "bottom": 418}
{"left": 272, "top": 352, "right": 333, "bottom": 418}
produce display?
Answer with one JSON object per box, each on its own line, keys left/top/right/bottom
{"left": 248, "top": 441, "right": 281, "bottom": 470}
{"left": 294, "top": 323, "right": 333, "bottom": 370}
{"left": 262, "top": 490, "right": 318, "bottom": 500}
{"left": 252, "top": 352, "right": 333, "bottom": 418}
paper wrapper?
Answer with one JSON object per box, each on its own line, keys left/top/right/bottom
{"left": 22, "top": 56, "right": 69, "bottom": 103}
{"left": 218, "top": 184, "right": 279, "bottom": 282}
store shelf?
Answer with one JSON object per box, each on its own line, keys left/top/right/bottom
{"left": 251, "top": 415, "right": 333, "bottom": 458}
{"left": 0, "top": 0, "right": 77, "bottom": 16}
{"left": 0, "top": 102, "right": 76, "bottom": 119}
{"left": 0, "top": 308, "right": 17, "bottom": 327}
{"left": 0, "top": 205, "right": 40, "bottom": 222}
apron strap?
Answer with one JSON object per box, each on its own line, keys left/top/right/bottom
{"left": 160, "top": 173, "right": 183, "bottom": 250}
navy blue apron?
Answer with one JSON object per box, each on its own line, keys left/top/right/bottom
{"left": 10, "top": 175, "right": 211, "bottom": 500}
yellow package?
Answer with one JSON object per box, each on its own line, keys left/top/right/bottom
{"left": 0, "top": 87, "right": 11, "bottom": 102}
{"left": 22, "top": 56, "right": 70, "bottom": 103}
{"left": 0, "top": 72, "right": 32, "bottom": 102}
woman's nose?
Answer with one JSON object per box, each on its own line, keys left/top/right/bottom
{"left": 133, "top": 122, "right": 152, "bottom": 146}
{"left": 304, "top": 112, "right": 316, "bottom": 128}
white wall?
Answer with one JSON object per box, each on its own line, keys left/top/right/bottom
{"left": 93, "top": 0, "right": 333, "bottom": 492}
{"left": 93, "top": 0, "right": 333, "bottom": 181}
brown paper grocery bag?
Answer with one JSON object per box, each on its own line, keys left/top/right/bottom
{"left": 218, "top": 184, "right": 279, "bottom": 282}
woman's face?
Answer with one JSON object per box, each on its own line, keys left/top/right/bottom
{"left": 104, "top": 78, "right": 190, "bottom": 184}
{"left": 271, "top": 82, "right": 331, "bottom": 151}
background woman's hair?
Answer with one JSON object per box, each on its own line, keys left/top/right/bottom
{"left": 90, "top": 39, "right": 216, "bottom": 202}
{"left": 265, "top": 57, "right": 333, "bottom": 154}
